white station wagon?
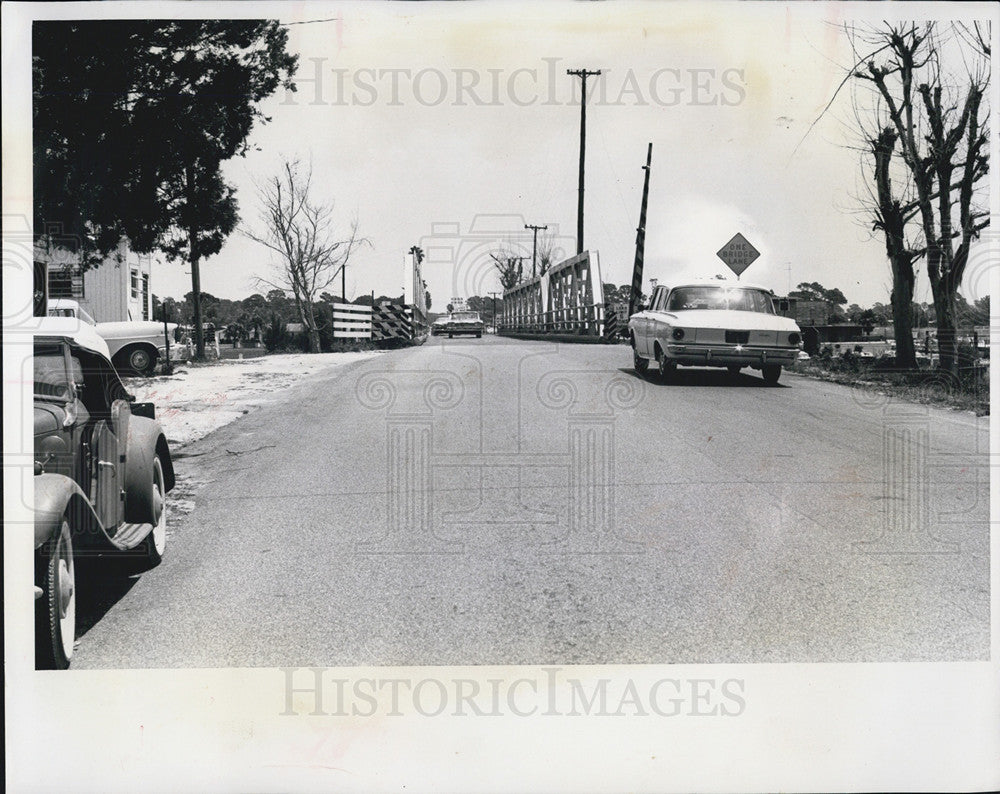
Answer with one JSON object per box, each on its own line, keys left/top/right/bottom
{"left": 628, "top": 280, "right": 802, "bottom": 384}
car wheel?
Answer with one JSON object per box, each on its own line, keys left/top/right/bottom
{"left": 657, "top": 350, "right": 677, "bottom": 382}
{"left": 119, "top": 455, "right": 168, "bottom": 574}
{"left": 448, "top": 333, "right": 453, "bottom": 339}
{"left": 36, "top": 519, "right": 75, "bottom": 669}
{"left": 124, "top": 345, "right": 157, "bottom": 376}
{"left": 727, "top": 365, "right": 742, "bottom": 377}
{"left": 633, "top": 346, "right": 649, "bottom": 375}
{"left": 762, "top": 364, "right": 782, "bottom": 385}
{"left": 476, "top": 333, "right": 482, "bottom": 338}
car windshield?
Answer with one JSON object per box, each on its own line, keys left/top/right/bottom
{"left": 34, "top": 346, "right": 71, "bottom": 400}
{"left": 48, "top": 304, "right": 96, "bottom": 325}
{"left": 665, "top": 287, "right": 775, "bottom": 314}
{"left": 452, "top": 312, "right": 479, "bottom": 321}
{"left": 33, "top": 343, "right": 85, "bottom": 400}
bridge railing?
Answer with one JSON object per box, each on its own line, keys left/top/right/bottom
{"left": 499, "top": 251, "right": 615, "bottom": 338}
{"left": 498, "top": 304, "right": 607, "bottom": 335}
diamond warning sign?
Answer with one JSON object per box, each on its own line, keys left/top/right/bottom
{"left": 716, "top": 233, "right": 760, "bottom": 277}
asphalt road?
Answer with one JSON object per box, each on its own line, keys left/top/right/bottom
{"left": 72, "top": 335, "right": 990, "bottom": 667}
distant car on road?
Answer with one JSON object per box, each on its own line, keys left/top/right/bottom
{"left": 430, "top": 317, "right": 451, "bottom": 336}
{"left": 32, "top": 318, "right": 175, "bottom": 668}
{"left": 447, "top": 311, "right": 484, "bottom": 338}
{"left": 47, "top": 298, "right": 182, "bottom": 375}
{"left": 629, "top": 280, "right": 802, "bottom": 384}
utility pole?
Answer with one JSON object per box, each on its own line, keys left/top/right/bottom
{"left": 628, "top": 143, "right": 653, "bottom": 318}
{"left": 524, "top": 223, "right": 548, "bottom": 278}
{"left": 489, "top": 291, "right": 502, "bottom": 332}
{"left": 342, "top": 261, "right": 346, "bottom": 303}
{"left": 567, "top": 68, "right": 601, "bottom": 256}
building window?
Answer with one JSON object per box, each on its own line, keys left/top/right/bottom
{"left": 48, "top": 264, "right": 84, "bottom": 299}
{"left": 142, "top": 273, "right": 150, "bottom": 320}
{"left": 130, "top": 269, "right": 140, "bottom": 299}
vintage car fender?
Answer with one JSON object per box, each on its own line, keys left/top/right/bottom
{"left": 34, "top": 472, "right": 105, "bottom": 550}
{"left": 123, "top": 416, "right": 175, "bottom": 524}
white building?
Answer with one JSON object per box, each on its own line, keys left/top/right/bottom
{"left": 35, "top": 237, "right": 157, "bottom": 322}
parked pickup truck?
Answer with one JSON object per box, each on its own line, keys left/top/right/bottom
{"left": 47, "top": 299, "right": 191, "bottom": 375}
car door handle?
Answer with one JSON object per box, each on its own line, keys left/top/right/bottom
{"left": 97, "top": 460, "right": 116, "bottom": 470}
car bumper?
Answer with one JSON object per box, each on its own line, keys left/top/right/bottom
{"left": 449, "top": 325, "right": 483, "bottom": 335}
{"left": 663, "top": 343, "right": 798, "bottom": 367}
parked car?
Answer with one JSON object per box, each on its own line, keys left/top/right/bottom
{"left": 33, "top": 318, "right": 175, "bottom": 668}
{"left": 430, "top": 317, "right": 451, "bottom": 336}
{"left": 447, "top": 311, "right": 484, "bottom": 338}
{"left": 47, "top": 298, "right": 179, "bottom": 375}
{"left": 629, "top": 280, "right": 802, "bottom": 384}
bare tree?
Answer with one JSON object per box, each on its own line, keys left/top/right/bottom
{"left": 535, "top": 230, "right": 562, "bottom": 276}
{"left": 490, "top": 243, "right": 527, "bottom": 290}
{"left": 244, "top": 159, "right": 365, "bottom": 353}
{"left": 847, "top": 22, "right": 990, "bottom": 373}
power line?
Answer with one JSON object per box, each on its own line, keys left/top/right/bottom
{"left": 280, "top": 17, "right": 343, "bottom": 26}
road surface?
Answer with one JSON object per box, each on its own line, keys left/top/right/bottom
{"left": 72, "top": 335, "right": 990, "bottom": 667}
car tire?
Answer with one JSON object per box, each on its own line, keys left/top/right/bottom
{"left": 118, "top": 455, "right": 168, "bottom": 575}
{"left": 727, "top": 365, "right": 742, "bottom": 377}
{"left": 121, "top": 345, "right": 158, "bottom": 376}
{"left": 448, "top": 333, "right": 453, "bottom": 339}
{"left": 657, "top": 350, "right": 677, "bottom": 382}
{"left": 476, "top": 333, "right": 482, "bottom": 338}
{"left": 36, "top": 519, "right": 75, "bottom": 669}
{"left": 633, "top": 346, "right": 649, "bottom": 375}
{"left": 762, "top": 364, "right": 782, "bottom": 385}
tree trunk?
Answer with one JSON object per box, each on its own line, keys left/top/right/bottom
{"left": 889, "top": 274, "right": 917, "bottom": 369}
{"left": 305, "top": 301, "right": 321, "bottom": 353}
{"left": 872, "top": 128, "right": 917, "bottom": 369}
{"left": 186, "top": 163, "right": 206, "bottom": 360}
{"left": 933, "top": 290, "right": 958, "bottom": 376}
{"left": 190, "top": 243, "right": 205, "bottom": 360}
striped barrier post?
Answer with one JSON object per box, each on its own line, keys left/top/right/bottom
{"left": 372, "top": 303, "right": 413, "bottom": 342}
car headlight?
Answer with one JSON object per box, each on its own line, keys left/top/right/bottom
{"left": 672, "top": 328, "right": 685, "bottom": 341}
{"left": 788, "top": 332, "right": 801, "bottom": 345}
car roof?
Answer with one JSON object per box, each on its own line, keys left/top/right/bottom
{"left": 659, "top": 279, "right": 775, "bottom": 293}
{"left": 29, "top": 316, "right": 112, "bottom": 358}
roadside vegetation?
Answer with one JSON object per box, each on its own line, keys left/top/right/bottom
{"left": 789, "top": 350, "right": 988, "bottom": 415}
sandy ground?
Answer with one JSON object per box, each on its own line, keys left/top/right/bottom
{"left": 125, "top": 351, "right": 383, "bottom": 448}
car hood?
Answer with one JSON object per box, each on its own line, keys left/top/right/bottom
{"left": 95, "top": 321, "right": 177, "bottom": 340}
{"left": 653, "top": 309, "right": 800, "bottom": 331}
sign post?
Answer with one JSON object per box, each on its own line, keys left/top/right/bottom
{"left": 716, "top": 233, "right": 760, "bottom": 279}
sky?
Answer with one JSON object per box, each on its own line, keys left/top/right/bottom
{"left": 7, "top": 2, "right": 998, "bottom": 312}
